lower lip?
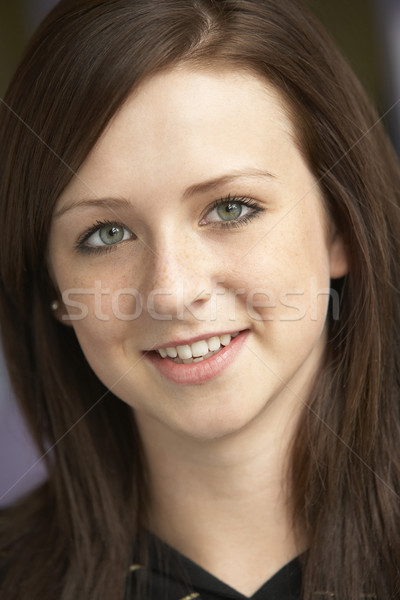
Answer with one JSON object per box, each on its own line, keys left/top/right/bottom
{"left": 144, "top": 330, "right": 249, "bottom": 385}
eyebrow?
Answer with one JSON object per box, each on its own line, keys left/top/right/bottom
{"left": 54, "top": 168, "right": 276, "bottom": 219}
{"left": 53, "top": 197, "right": 132, "bottom": 219}
{"left": 182, "top": 168, "right": 276, "bottom": 199}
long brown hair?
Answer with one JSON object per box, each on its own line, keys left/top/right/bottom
{"left": 1, "top": 1, "right": 399, "bottom": 598}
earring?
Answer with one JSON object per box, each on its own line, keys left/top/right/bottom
{"left": 50, "top": 300, "right": 59, "bottom": 311}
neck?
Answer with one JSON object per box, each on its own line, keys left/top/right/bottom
{"left": 135, "top": 393, "right": 306, "bottom": 596}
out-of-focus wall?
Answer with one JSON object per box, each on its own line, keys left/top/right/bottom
{"left": 371, "top": 0, "right": 400, "bottom": 153}
{"left": 23, "top": 0, "right": 60, "bottom": 30}
{"left": 306, "top": 0, "right": 400, "bottom": 153}
{"left": 0, "top": 0, "right": 59, "bottom": 94}
{"left": 0, "top": 347, "right": 47, "bottom": 506}
{"left": 0, "top": 2, "right": 27, "bottom": 96}
{"left": 306, "top": 0, "right": 383, "bottom": 106}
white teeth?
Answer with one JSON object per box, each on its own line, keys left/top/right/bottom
{"left": 191, "top": 340, "right": 209, "bottom": 357}
{"left": 176, "top": 344, "right": 192, "bottom": 360}
{"left": 220, "top": 334, "right": 231, "bottom": 346}
{"left": 207, "top": 336, "right": 221, "bottom": 352}
{"left": 156, "top": 331, "right": 241, "bottom": 361}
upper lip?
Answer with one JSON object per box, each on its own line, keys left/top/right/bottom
{"left": 145, "top": 329, "right": 247, "bottom": 351}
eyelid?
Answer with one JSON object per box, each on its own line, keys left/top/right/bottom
{"left": 75, "top": 220, "right": 134, "bottom": 252}
{"left": 200, "top": 195, "right": 264, "bottom": 226}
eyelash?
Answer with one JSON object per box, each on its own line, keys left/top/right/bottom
{"left": 75, "top": 195, "right": 265, "bottom": 255}
{"left": 202, "top": 195, "right": 264, "bottom": 229}
{"left": 75, "top": 220, "right": 128, "bottom": 255}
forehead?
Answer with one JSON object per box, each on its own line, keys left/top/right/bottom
{"left": 120, "top": 66, "right": 296, "bottom": 143}
{"left": 63, "top": 68, "right": 299, "bottom": 193}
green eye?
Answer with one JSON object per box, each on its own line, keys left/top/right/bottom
{"left": 199, "top": 195, "right": 264, "bottom": 229}
{"left": 99, "top": 224, "right": 125, "bottom": 244}
{"left": 216, "top": 202, "right": 243, "bottom": 221}
{"left": 79, "top": 221, "right": 133, "bottom": 251}
{"left": 201, "top": 197, "right": 257, "bottom": 226}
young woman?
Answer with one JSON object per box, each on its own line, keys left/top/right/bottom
{"left": 1, "top": 1, "right": 399, "bottom": 598}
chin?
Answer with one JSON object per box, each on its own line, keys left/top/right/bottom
{"left": 171, "top": 406, "right": 260, "bottom": 443}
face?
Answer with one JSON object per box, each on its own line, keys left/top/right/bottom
{"left": 48, "top": 67, "right": 347, "bottom": 442}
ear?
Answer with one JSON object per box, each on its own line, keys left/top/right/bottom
{"left": 50, "top": 298, "right": 74, "bottom": 327}
{"left": 47, "top": 258, "right": 74, "bottom": 327}
{"left": 329, "top": 231, "right": 349, "bottom": 279}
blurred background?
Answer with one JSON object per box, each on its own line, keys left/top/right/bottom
{"left": 0, "top": 0, "right": 399, "bottom": 506}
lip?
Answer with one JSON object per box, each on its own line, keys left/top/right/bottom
{"left": 148, "top": 329, "right": 246, "bottom": 351}
{"left": 143, "top": 329, "right": 250, "bottom": 385}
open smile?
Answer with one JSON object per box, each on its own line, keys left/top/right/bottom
{"left": 155, "top": 331, "right": 241, "bottom": 364}
{"left": 143, "top": 329, "right": 250, "bottom": 385}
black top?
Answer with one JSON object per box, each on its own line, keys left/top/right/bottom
{"left": 127, "top": 534, "right": 302, "bottom": 600}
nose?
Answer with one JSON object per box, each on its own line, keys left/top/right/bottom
{"left": 143, "top": 231, "right": 217, "bottom": 320}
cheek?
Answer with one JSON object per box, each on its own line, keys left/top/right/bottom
{"left": 237, "top": 216, "right": 332, "bottom": 326}
{"left": 51, "top": 256, "right": 140, "bottom": 349}
{"left": 62, "top": 283, "right": 143, "bottom": 325}
{"left": 67, "top": 304, "right": 136, "bottom": 387}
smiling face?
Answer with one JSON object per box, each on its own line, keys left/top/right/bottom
{"left": 48, "top": 67, "right": 347, "bottom": 442}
